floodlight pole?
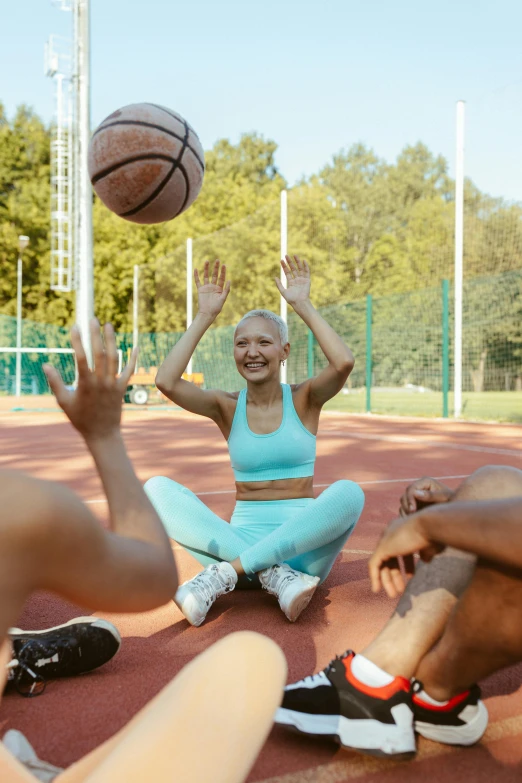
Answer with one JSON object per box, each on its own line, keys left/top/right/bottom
{"left": 186, "top": 238, "right": 193, "bottom": 375}
{"left": 454, "top": 100, "right": 465, "bottom": 418}
{"left": 15, "top": 236, "right": 30, "bottom": 398}
{"left": 280, "top": 190, "right": 288, "bottom": 383}
{"left": 76, "top": 0, "right": 94, "bottom": 364}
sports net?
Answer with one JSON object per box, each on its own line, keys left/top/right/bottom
{"left": 9, "top": 266, "right": 519, "bottom": 422}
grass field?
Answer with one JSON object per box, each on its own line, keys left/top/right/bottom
{"left": 323, "top": 389, "right": 522, "bottom": 423}
{"left": 2, "top": 390, "right": 521, "bottom": 423}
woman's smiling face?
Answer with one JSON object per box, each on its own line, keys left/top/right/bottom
{"left": 234, "top": 317, "right": 287, "bottom": 383}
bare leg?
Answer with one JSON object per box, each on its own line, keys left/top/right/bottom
{"left": 416, "top": 557, "right": 522, "bottom": 700}
{"left": 54, "top": 632, "right": 285, "bottom": 783}
{"left": 362, "top": 466, "right": 522, "bottom": 678}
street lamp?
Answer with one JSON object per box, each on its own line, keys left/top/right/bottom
{"left": 15, "top": 235, "right": 30, "bottom": 398}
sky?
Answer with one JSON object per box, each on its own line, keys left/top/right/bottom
{"left": 1, "top": 0, "right": 522, "bottom": 202}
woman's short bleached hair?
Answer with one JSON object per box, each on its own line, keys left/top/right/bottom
{"left": 235, "top": 309, "right": 289, "bottom": 345}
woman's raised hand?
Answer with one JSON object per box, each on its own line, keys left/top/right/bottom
{"left": 195, "top": 260, "right": 231, "bottom": 319}
{"left": 275, "top": 255, "right": 311, "bottom": 307}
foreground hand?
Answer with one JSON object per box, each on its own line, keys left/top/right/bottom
{"left": 195, "top": 259, "right": 231, "bottom": 318}
{"left": 43, "top": 319, "right": 137, "bottom": 442}
{"left": 275, "top": 255, "right": 311, "bottom": 307}
{"left": 399, "top": 477, "right": 455, "bottom": 517}
{"left": 368, "top": 514, "right": 445, "bottom": 598}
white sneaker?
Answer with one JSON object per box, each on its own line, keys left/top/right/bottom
{"left": 259, "top": 563, "right": 320, "bottom": 622}
{"left": 174, "top": 562, "right": 238, "bottom": 627}
{"left": 3, "top": 730, "right": 63, "bottom": 782}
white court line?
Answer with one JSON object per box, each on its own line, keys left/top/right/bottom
{"left": 84, "top": 474, "right": 470, "bottom": 504}
{"left": 323, "top": 430, "right": 522, "bottom": 458}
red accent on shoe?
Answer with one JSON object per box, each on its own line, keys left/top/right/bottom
{"left": 342, "top": 654, "right": 411, "bottom": 700}
{"left": 412, "top": 689, "right": 471, "bottom": 712}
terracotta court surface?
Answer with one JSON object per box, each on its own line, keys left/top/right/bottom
{"left": 1, "top": 405, "right": 522, "bottom": 781}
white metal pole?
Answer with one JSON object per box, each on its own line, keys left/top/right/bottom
{"left": 133, "top": 264, "right": 139, "bottom": 353}
{"left": 454, "top": 100, "right": 465, "bottom": 418}
{"left": 66, "top": 77, "right": 73, "bottom": 291}
{"left": 186, "top": 238, "right": 193, "bottom": 375}
{"left": 72, "top": 0, "right": 80, "bottom": 292}
{"left": 15, "top": 257, "right": 22, "bottom": 397}
{"left": 76, "top": 0, "right": 94, "bottom": 364}
{"left": 280, "top": 189, "right": 288, "bottom": 384}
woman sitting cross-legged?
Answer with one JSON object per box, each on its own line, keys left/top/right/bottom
{"left": 146, "top": 255, "right": 365, "bottom": 626}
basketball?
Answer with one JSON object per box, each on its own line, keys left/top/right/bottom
{"left": 88, "top": 103, "right": 205, "bottom": 224}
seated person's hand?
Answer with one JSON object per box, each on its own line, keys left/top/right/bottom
{"left": 44, "top": 319, "right": 137, "bottom": 442}
{"left": 369, "top": 513, "right": 445, "bottom": 599}
{"left": 399, "top": 477, "right": 455, "bottom": 517}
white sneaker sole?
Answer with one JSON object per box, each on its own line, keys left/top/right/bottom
{"left": 8, "top": 617, "right": 121, "bottom": 647}
{"left": 415, "top": 700, "right": 489, "bottom": 746}
{"left": 173, "top": 591, "right": 207, "bottom": 627}
{"left": 337, "top": 712, "right": 416, "bottom": 758}
{"left": 282, "top": 579, "right": 319, "bottom": 622}
{"left": 276, "top": 706, "right": 416, "bottom": 758}
{"left": 275, "top": 707, "right": 339, "bottom": 736}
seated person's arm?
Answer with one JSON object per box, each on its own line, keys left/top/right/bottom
{"left": 415, "top": 498, "right": 522, "bottom": 569}
{"left": 370, "top": 497, "right": 522, "bottom": 596}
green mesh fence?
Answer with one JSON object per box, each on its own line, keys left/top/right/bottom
{"left": 2, "top": 269, "right": 521, "bottom": 422}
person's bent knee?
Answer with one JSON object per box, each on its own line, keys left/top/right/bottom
{"left": 332, "top": 480, "right": 365, "bottom": 514}
{"left": 144, "top": 475, "right": 172, "bottom": 497}
{"left": 457, "top": 466, "right": 522, "bottom": 502}
{"left": 212, "top": 631, "right": 287, "bottom": 674}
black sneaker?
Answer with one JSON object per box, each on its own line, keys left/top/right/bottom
{"left": 7, "top": 617, "right": 121, "bottom": 697}
{"left": 275, "top": 651, "right": 416, "bottom": 758}
{"left": 412, "top": 681, "right": 488, "bottom": 745}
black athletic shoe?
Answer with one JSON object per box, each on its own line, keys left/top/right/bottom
{"left": 412, "top": 681, "right": 488, "bottom": 745}
{"left": 275, "top": 650, "right": 416, "bottom": 757}
{"left": 7, "top": 617, "right": 121, "bottom": 697}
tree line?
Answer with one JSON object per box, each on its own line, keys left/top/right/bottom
{"left": 1, "top": 102, "right": 521, "bottom": 342}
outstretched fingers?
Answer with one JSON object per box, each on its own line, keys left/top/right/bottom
{"left": 118, "top": 346, "right": 138, "bottom": 390}
{"left": 90, "top": 319, "right": 107, "bottom": 380}
{"left": 104, "top": 323, "right": 119, "bottom": 379}
{"left": 70, "top": 325, "right": 89, "bottom": 378}
{"left": 43, "top": 363, "right": 70, "bottom": 408}
{"left": 280, "top": 257, "right": 292, "bottom": 281}
{"left": 284, "top": 255, "right": 298, "bottom": 277}
{"left": 217, "top": 262, "right": 227, "bottom": 289}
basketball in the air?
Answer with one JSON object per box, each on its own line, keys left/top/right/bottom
{"left": 88, "top": 103, "right": 205, "bottom": 224}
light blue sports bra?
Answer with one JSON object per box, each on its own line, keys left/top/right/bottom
{"left": 228, "top": 384, "right": 316, "bottom": 482}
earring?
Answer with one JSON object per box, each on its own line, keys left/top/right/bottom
{"left": 282, "top": 360, "right": 286, "bottom": 366}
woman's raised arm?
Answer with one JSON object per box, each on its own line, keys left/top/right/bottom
{"left": 155, "top": 259, "right": 231, "bottom": 420}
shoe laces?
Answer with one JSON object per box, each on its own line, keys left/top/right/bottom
{"left": 8, "top": 638, "right": 74, "bottom": 698}
{"left": 324, "top": 650, "right": 353, "bottom": 677}
{"left": 294, "top": 651, "right": 353, "bottom": 688}
{"left": 262, "top": 564, "right": 302, "bottom": 595}
{"left": 190, "top": 566, "right": 233, "bottom": 608}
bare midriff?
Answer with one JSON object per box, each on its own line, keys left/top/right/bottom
{"left": 235, "top": 476, "right": 314, "bottom": 502}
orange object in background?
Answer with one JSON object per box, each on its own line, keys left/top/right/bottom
{"left": 127, "top": 367, "right": 204, "bottom": 405}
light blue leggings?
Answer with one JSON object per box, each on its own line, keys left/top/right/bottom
{"left": 144, "top": 477, "right": 365, "bottom": 584}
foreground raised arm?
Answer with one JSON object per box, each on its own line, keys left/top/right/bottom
{"left": 35, "top": 319, "right": 178, "bottom": 611}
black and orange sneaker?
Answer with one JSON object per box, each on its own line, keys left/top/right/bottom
{"left": 412, "top": 681, "right": 488, "bottom": 745}
{"left": 275, "top": 651, "right": 416, "bottom": 758}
